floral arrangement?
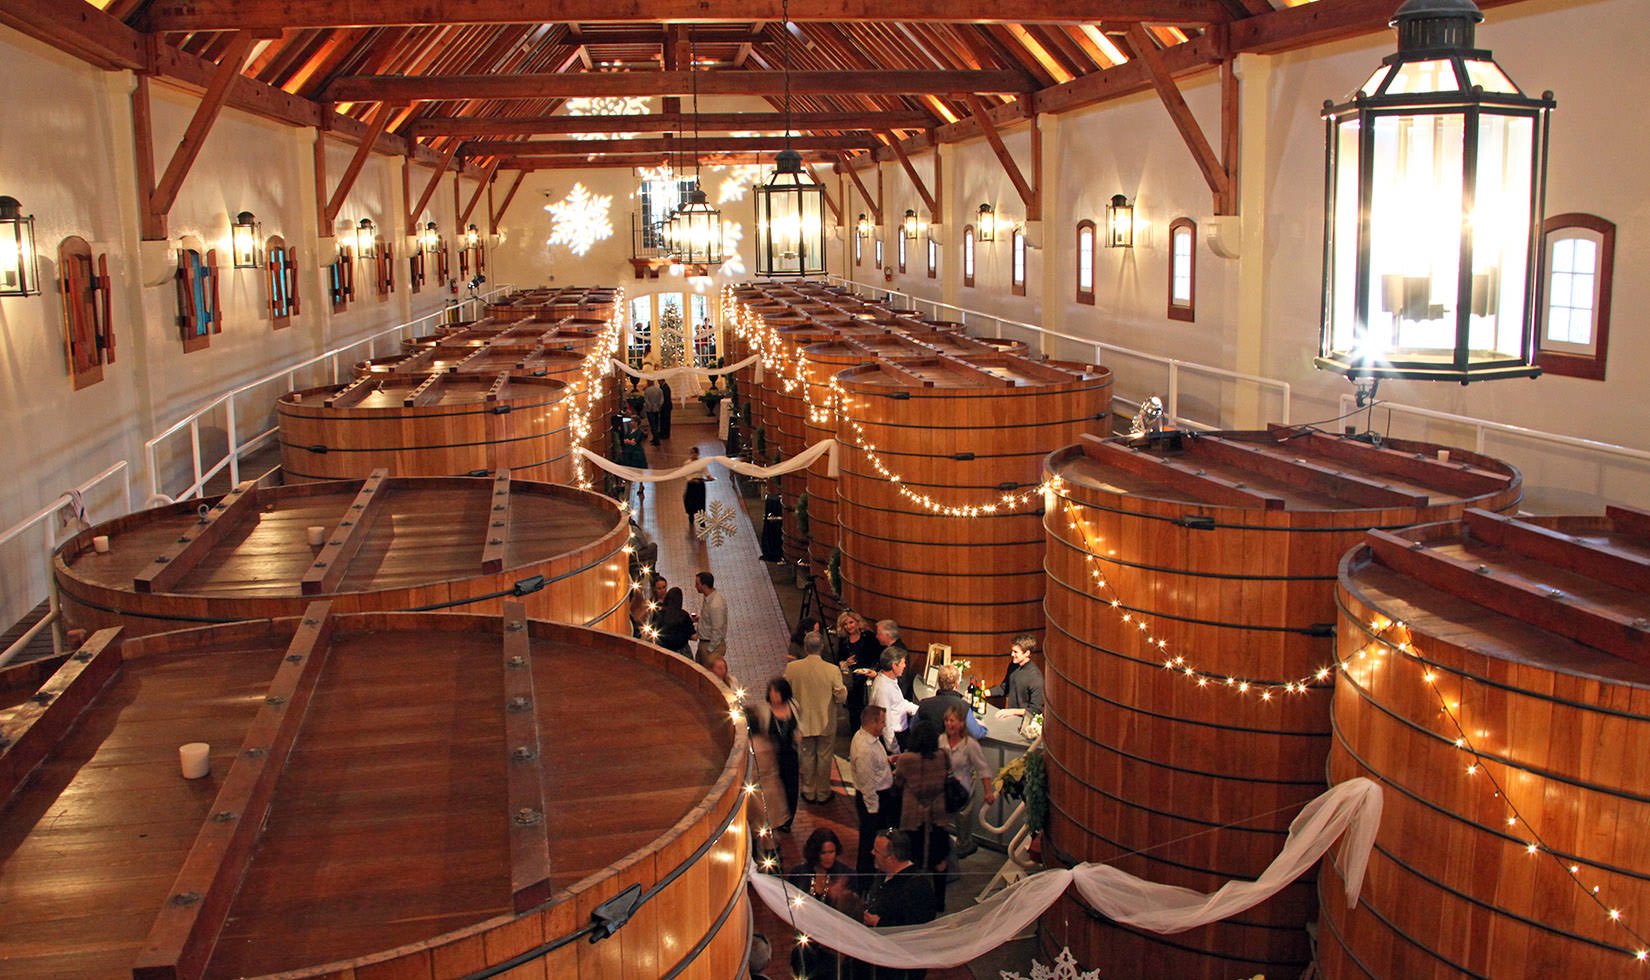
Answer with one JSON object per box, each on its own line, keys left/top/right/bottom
{"left": 995, "top": 746, "right": 1048, "bottom": 833}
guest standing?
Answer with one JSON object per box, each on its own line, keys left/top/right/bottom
{"left": 658, "top": 378, "right": 674, "bottom": 438}
{"left": 837, "top": 610, "right": 880, "bottom": 723}
{"left": 870, "top": 648, "right": 919, "bottom": 754}
{"left": 941, "top": 703, "right": 996, "bottom": 859}
{"left": 694, "top": 571, "right": 728, "bottom": 666}
{"left": 863, "top": 829, "right": 939, "bottom": 980}
{"left": 784, "top": 633, "right": 847, "bottom": 806}
{"left": 682, "top": 446, "right": 710, "bottom": 529}
{"left": 850, "top": 706, "right": 896, "bottom": 878}
{"left": 642, "top": 380, "right": 665, "bottom": 445}
{"left": 765, "top": 678, "right": 802, "bottom": 834}
{"left": 651, "top": 587, "right": 695, "bottom": 656}
{"left": 987, "top": 633, "right": 1045, "bottom": 717}
{"left": 891, "top": 718, "right": 953, "bottom": 910}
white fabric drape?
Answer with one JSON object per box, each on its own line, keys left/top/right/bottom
{"left": 610, "top": 354, "right": 758, "bottom": 384}
{"left": 575, "top": 439, "right": 838, "bottom": 484}
{"left": 746, "top": 778, "right": 1382, "bottom": 969}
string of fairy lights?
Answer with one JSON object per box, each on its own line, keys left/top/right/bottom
{"left": 717, "top": 285, "right": 1650, "bottom": 966}
{"left": 565, "top": 290, "right": 627, "bottom": 492}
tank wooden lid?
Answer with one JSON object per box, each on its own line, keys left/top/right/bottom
{"left": 282, "top": 372, "right": 568, "bottom": 411}
{"left": 0, "top": 608, "right": 745, "bottom": 978}
{"left": 1348, "top": 506, "right": 1650, "bottom": 677}
{"left": 1049, "top": 426, "right": 1521, "bottom": 513}
{"left": 839, "top": 353, "right": 1106, "bottom": 391}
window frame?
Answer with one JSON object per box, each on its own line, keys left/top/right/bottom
{"left": 927, "top": 238, "right": 938, "bottom": 279}
{"left": 874, "top": 238, "right": 884, "bottom": 270}
{"left": 1010, "top": 228, "right": 1026, "bottom": 296}
{"left": 1167, "top": 217, "right": 1196, "bottom": 322}
{"left": 176, "top": 247, "right": 221, "bottom": 353}
{"left": 1076, "top": 219, "right": 1096, "bottom": 305}
{"left": 374, "top": 239, "right": 395, "bottom": 297}
{"left": 897, "top": 232, "right": 907, "bottom": 274}
{"left": 266, "top": 235, "right": 300, "bottom": 328}
{"left": 854, "top": 234, "right": 862, "bottom": 267}
{"left": 1535, "top": 212, "right": 1614, "bottom": 381}
{"left": 59, "top": 236, "right": 114, "bottom": 389}
{"left": 330, "top": 245, "right": 354, "bottom": 313}
{"left": 409, "top": 248, "right": 426, "bottom": 294}
{"left": 963, "top": 224, "right": 975, "bottom": 288}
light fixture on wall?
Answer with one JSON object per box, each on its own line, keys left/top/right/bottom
{"left": 1105, "top": 194, "right": 1134, "bottom": 249}
{"left": 420, "top": 221, "right": 441, "bottom": 254}
{"left": 976, "top": 203, "right": 996, "bottom": 243}
{"left": 465, "top": 224, "right": 481, "bottom": 248}
{"left": 355, "top": 218, "right": 377, "bottom": 259}
{"left": 1318, "top": 0, "right": 1555, "bottom": 385}
{"left": 901, "top": 209, "right": 920, "bottom": 241}
{"left": 753, "top": 0, "right": 826, "bottom": 276}
{"left": 855, "top": 213, "right": 873, "bottom": 240}
{"left": 0, "top": 196, "right": 41, "bottom": 297}
{"left": 230, "top": 211, "right": 261, "bottom": 268}
{"left": 675, "top": 28, "right": 724, "bottom": 266}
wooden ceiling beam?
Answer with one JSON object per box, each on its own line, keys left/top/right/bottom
{"left": 409, "top": 110, "right": 933, "bottom": 135}
{"left": 1123, "top": 24, "right": 1231, "bottom": 211}
{"left": 886, "top": 137, "right": 938, "bottom": 224}
{"left": 323, "top": 101, "right": 397, "bottom": 227}
{"left": 490, "top": 172, "right": 529, "bottom": 229}
{"left": 459, "top": 160, "right": 501, "bottom": 225}
{"left": 461, "top": 135, "right": 880, "bottom": 155}
{"left": 147, "top": 32, "right": 257, "bottom": 231}
{"left": 326, "top": 70, "right": 1036, "bottom": 102}
{"left": 966, "top": 93, "right": 1038, "bottom": 220}
{"left": 407, "top": 139, "right": 461, "bottom": 235}
{"left": 145, "top": 1, "right": 1232, "bottom": 32}
{"left": 494, "top": 151, "right": 833, "bottom": 169}
{"left": 837, "top": 155, "right": 881, "bottom": 225}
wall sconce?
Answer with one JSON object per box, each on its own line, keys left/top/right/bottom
{"left": 1317, "top": 0, "right": 1554, "bottom": 385}
{"left": 465, "top": 224, "right": 481, "bottom": 248}
{"left": 901, "top": 209, "right": 920, "bottom": 241}
{"left": 0, "top": 196, "right": 42, "bottom": 296}
{"left": 976, "top": 203, "right": 996, "bottom": 243}
{"left": 230, "top": 211, "right": 262, "bottom": 269}
{"left": 420, "top": 221, "right": 441, "bottom": 254}
{"left": 355, "top": 217, "right": 377, "bottom": 259}
{"left": 855, "top": 213, "right": 873, "bottom": 239}
{"left": 1105, "top": 194, "right": 1135, "bottom": 248}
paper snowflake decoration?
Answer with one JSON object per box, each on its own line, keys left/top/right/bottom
{"left": 694, "top": 500, "right": 740, "bottom": 547}
{"left": 545, "top": 183, "right": 614, "bottom": 256}
{"left": 1000, "top": 947, "right": 1101, "bottom": 980}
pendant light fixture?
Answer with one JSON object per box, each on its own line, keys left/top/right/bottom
{"left": 675, "top": 28, "right": 724, "bottom": 267}
{"left": 754, "top": 0, "right": 826, "bottom": 277}
{"left": 1318, "top": 0, "right": 1555, "bottom": 385}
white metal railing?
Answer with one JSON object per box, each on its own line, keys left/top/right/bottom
{"left": 823, "top": 275, "right": 1291, "bottom": 430}
{"left": 1339, "top": 396, "right": 1650, "bottom": 467}
{"left": 0, "top": 461, "right": 131, "bottom": 668}
{"left": 144, "top": 288, "right": 511, "bottom": 503}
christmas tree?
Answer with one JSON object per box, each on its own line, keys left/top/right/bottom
{"left": 658, "top": 304, "right": 686, "bottom": 368}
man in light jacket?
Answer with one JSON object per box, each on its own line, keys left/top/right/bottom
{"left": 785, "top": 633, "right": 847, "bottom": 805}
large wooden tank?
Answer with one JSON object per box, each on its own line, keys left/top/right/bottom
{"left": 1319, "top": 505, "right": 1650, "bottom": 978}
{"left": 0, "top": 607, "right": 749, "bottom": 979}
{"left": 54, "top": 473, "right": 629, "bottom": 638}
{"left": 1039, "top": 428, "right": 1523, "bottom": 980}
{"left": 835, "top": 354, "right": 1111, "bottom": 674}
{"left": 277, "top": 373, "right": 571, "bottom": 484}
{"left": 770, "top": 325, "right": 838, "bottom": 562}
{"left": 800, "top": 339, "right": 879, "bottom": 616}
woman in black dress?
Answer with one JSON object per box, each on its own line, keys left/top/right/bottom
{"left": 681, "top": 446, "right": 709, "bottom": 530}
{"left": 765, "top": 677, "right": 802, "bottom": 834}
{"left": 835, "top": 610, "right": 881, "bottom": 723}
{"left": 651, "top": 587, "right": 696, "bottom": 656}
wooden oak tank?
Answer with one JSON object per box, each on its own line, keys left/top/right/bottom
{"left": 0, "top": 607, "right": 749, "bottom": 979}
{"left": 1319, "top": 506, "right": 1650, "bottom": 979}
{"left": 54, "top": 473, "right": 629, "bottom": 638}
{"left": 769, "top": 324, "right": 838, "bottom": 563}
{"left": 800, "top": 339, "right": 878, "bottom": 616}
{"left": 1039, "top": 428, "right": 1522, "bottom": 980}
{"left": 835, "top": 354, "right": 1112, "bottom": 675}
{"left": 277, "top": 373, "right": 572, "bottom": 483}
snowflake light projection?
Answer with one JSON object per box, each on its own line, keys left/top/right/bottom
{"left": 545, "top": 183, "right": 614, "bottom": 256}
{"left": 563, "top": 96, "right": 651, "bottom": 140}
{"left": 694, "top": 500, "right": 740, "bottom": 547}
{"left": 713, "top": 163, "right": 768, "bottom": 204}
{"left": 999, "top": 947, "right": 1102, "bottom": 980}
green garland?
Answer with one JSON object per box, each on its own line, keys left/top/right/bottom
{"left": 828, "top": 547, "right": 843, "bottom": 595}
{"left": 1024, "top": 746, "right": 1048, "bottom": 833}
{"left": 794, "top": 492, "right": 810, "bottom": 537}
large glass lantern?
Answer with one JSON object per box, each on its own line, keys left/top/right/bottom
{"left": 0, "top": 196, "right": 41, "bottom": 296}
{"left": 675, "top": 183, "right": 723, "bottom": 265}
{"left": 230, "top": 211, "right": 261, "bottom": 268}
{"left": 1318, "top": 0, "right": 1554, "bottom": 384}
{"left": 754, "top": 148, "right": 827, "bottom": 277}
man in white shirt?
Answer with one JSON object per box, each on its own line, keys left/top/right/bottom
{"left": 693, "top": 570, "right": 728, "bottom": 665}
{"left": 870, "top": 647, "right": 919, "bottom": 753}
{"left": 784, "top": 633, "right": 847, "bottom": 805}
{"left": 850, "top": 705, "right": 896, "bottom": 877}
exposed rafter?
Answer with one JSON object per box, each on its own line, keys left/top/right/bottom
{"left": 1124, "top": 23, "right": 1232, "bottom": 212}
{"left": 327, "top": 70, "right": 1037, "bottom": 102}
{"left": 144, "top": 1, "right": 1232, "bottom": 32}
{"left": 407, "top": 111, "right": 935, "bottom": 136}
{"left": 460, "top": 135, "right": 880, "bottom": 155}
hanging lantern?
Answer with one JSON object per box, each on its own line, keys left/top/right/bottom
{"left": 1105, "top": 195, "right": 1134, "bottom": 249}
{"left": 1318, "top": 0, "right": 1555, "bottom": 384}
{"left": 230, "top": 210, "right": 261, "bottom": 269}
{"left": 420, "top": 221, "right": 441, "bottom": 254}
{"left": 0, "top": 195, "right": 39, "bottom": 297}
{"left": 355, "top": 217, "right": 377, "bottom": 259}
{"left": 901, "top": 209, "right": 920, "bottom": 241}
{"left": 754, "top": 148, "right": 827, "bottom": 277}
{"left": 676, "top": 184, "right": 724, "bottom": 265}
{"left": 976, "top": 203, "right": 996, "bottom": 243}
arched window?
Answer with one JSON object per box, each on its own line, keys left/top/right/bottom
{"left": 854, "top": 235, "right": 862, "bottom": 266}
{"left": 1010, "top": 227, "right": 1026, "bottom": 296}
{"left": 266, "top": 235, "right": 300, "bottom": 328}
{"left": 329, "top": 246, "right": 354, "bottom": 313}
{"left": 1167, "top": 217, "right": 1196, "bottom": 322}
{"left": 408, "top": 246, "right": 425, "bottom": 294}
{"left": 1076, "top": 220, "right": 1096, "bottom": 305}
{"left": 963, "top": 225, "right": 976, "bottom": 287}
{"left": 897, "top": 232, "right": 907, "bottom": 274}
{"left": 874, "top": 239, "right": 884, "bottom": 269}
{"left": 927, "top": 238, "right": 938, "bottom": 279}
{"left": 1536, "top": 213, "right": 1614, "bottom": 380}
{"left": 177, "top": 247, "right": 221, "bottom": 352}
{"left": 59, "top": 236, "right": 114, "bottom": 388}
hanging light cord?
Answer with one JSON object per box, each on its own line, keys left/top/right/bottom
{"left": 691, "top": 29, "right": 701, "bottom": 185}
{"left": 781, "top": 0, "right": 793, "bottom": 149}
